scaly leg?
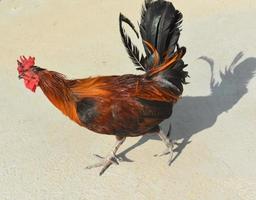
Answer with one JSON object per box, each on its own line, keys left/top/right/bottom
{"left": 85, "top": 136, "right": 126, "bottom": 176}
{"left": 155, "top": 129, "right": 174, "bottom": 165}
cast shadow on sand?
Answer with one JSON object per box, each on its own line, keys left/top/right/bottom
{"left": 119, "top": 52, "right": 256, "bottom": 163}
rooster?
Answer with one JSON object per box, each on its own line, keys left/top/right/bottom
{"left": 17, "top": 0, "right": 188, "bottom": 175}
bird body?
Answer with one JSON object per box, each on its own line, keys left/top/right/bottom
{"left": 17, "top": 0, "right": 188, "bottom": 175}
{"left": 37, "top": 69, "right": 177, "bottom": 137}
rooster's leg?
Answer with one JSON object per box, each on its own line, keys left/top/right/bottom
{"left": 155, "top": 129, "right": 174, "bottom": 165}
{"left": 85, "top": 136, "right": 126, "bottom": 175}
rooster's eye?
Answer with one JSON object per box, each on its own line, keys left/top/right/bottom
{"left": 32, "top": 67, "right": 37, "bottom": 72}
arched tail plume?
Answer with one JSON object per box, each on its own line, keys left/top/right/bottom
{"left": 119, "top": 0, "right": 188, "bottom": 94}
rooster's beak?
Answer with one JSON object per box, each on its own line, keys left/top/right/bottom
{"left": 18, "top": 73, "right": 24, "bottom": 79}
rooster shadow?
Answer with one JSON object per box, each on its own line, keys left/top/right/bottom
{"left": 119, "top": 52, "right": 256, "bottom": 163}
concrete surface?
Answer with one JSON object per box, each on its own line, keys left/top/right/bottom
{"left": 0, "top": 0, "right": 256, "bottom": 199}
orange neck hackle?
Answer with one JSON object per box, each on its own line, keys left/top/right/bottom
{"left": 38, "top": 70, "right": 82, "bottom": 125}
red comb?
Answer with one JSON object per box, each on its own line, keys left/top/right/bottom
{"left": 18, "top": 56, "right": 35, "bottom": 70}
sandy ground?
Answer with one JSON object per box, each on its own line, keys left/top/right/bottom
{"left": 0, "top": 0, "right": 256, "bottom": 199}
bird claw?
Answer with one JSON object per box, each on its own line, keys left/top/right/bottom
{"left": 154, "top": 148, "right": 171, "bottom": 157}
{"left": 154, "top": 146, "right": 174, "bottom": 165}
{"left": 85, "top": 153, "right": 121, "bottom": 175}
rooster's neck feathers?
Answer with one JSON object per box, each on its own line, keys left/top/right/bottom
{"left": 38, "top": 70, "right": 82, "bottom": 125}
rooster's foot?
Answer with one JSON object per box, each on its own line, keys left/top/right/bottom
{"left": 85, "top": 136, "right": 125, "bottom": 175}
{"left": 156, "top": 129, "right": 175, "bottom": 165}
{"left": 154, "top": 145, "right": 174, "bottom": 165}
{"left": 85, "top": 153, "right": 121, "bottom": 175}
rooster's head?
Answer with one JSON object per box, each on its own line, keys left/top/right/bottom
{"left": 17, "top": 56, "right": 43, "bottom": 92}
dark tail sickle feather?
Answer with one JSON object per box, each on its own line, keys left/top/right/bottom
{"left": 120, "top": 0, "right": 188, "bottom": 94}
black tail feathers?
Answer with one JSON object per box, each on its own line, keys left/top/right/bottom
{"left": 155, "top": 60, "right": 189, "bottom": 94}
{"left": 140, "top": 0, "right": 183, "bottom": 64}
{"left": 119, "top": 0, "right": 188, "bottom": 94}
{"left": 119, "top": 13, "right": 146, "bottom": 71}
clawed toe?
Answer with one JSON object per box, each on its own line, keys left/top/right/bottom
{"left": 154, "top": 146, "right": 174, "bottom": 164}
{"left": 85, "top": 137, "right": 126, "bottom": 175}
{"left": 156, "top": 130, "right": 175, "bottom": 165}
{"left": 154, "top": 148, "right": 171, "bottom": 157}
{"left": 85, "top": 153, "right": 121, "bottom": 175}
{"left": 92, "top": 154, "right": 120, "bottom": 164}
